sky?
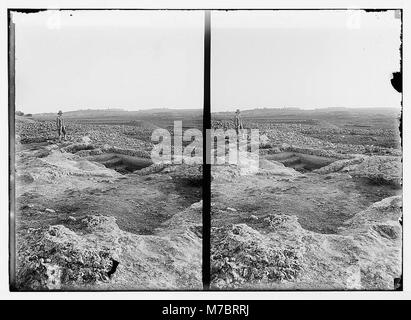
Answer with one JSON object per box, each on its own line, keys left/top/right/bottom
{"left": 211, "top": 10, "right": 402, "bottom": 111}
{"left": 13, "top": 10, "right": 401, "bottom": 114}
{"left": 13, "top": 10, "right": 204, "bottom": 114}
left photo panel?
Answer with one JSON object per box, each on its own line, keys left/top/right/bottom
{"left": 9, "top": 10, "right": 204, "bottom": 290}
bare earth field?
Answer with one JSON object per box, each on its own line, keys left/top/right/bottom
{"left": 13, "top": 107, "right": 403, "bottom": 291}
{"left": 13, "top": 110, "right": 203, "bottom": 290}
{"left": 211, "top": 108, "right": 402, "bottom": 290}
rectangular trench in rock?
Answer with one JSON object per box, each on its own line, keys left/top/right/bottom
{"left": 265, "top": 152, "right": 337, "bottom": 172}
{"left": 88, "top": 153, "right": 153, "bottom": 174}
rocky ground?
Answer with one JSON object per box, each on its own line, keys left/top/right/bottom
{"left": 14, "top": 117, "right": 202, "bottom": 290}
{"left": 16, "top": 116, "right": 153, "bottom": 152}
{"left": 14, "top": 113, "right": 403, "bottom": 291}
{"left": 211, "top": 115, "right": 402, "bottom": 290}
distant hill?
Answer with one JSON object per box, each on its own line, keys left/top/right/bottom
{"left": 15, "top": 115, "right": 36, "bottom": 123}
{"left": 32, "top": 108, "right": 203, "bottom": 120}
{"left": 212, "top": 107, "right": 401, "bottom": 118}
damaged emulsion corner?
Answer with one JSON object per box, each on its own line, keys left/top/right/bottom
{"left": 361, "top": 10, "right": 402, "bottom": 95}
{"left": 391, "top": 72, "right": 402, "bottom": 94}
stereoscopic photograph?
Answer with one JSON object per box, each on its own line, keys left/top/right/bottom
{"left": 9, "top": 8, "right": 403, "bottom": 292}
{"left": 10, "top": 10, "right": 204, "bottom": 290}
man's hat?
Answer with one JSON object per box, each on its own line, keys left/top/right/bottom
{"left": 236, "top": 109, "right": 240, "bottom": 113}
{"left": 58, "top": 110, "right": 63, "bottom": 115}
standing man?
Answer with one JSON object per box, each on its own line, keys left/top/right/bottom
{"left": 234, "top": 109, "right": 244, "bottom": 165}
{"left": 56, "top": 110, "right": 67, "bottom": 142}
{"left": 234, "top": 109, "right": 243, "bottom": 135}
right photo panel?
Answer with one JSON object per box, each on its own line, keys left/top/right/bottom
{"left": 210, "top": 10, "right": 402, "bottom": 290}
